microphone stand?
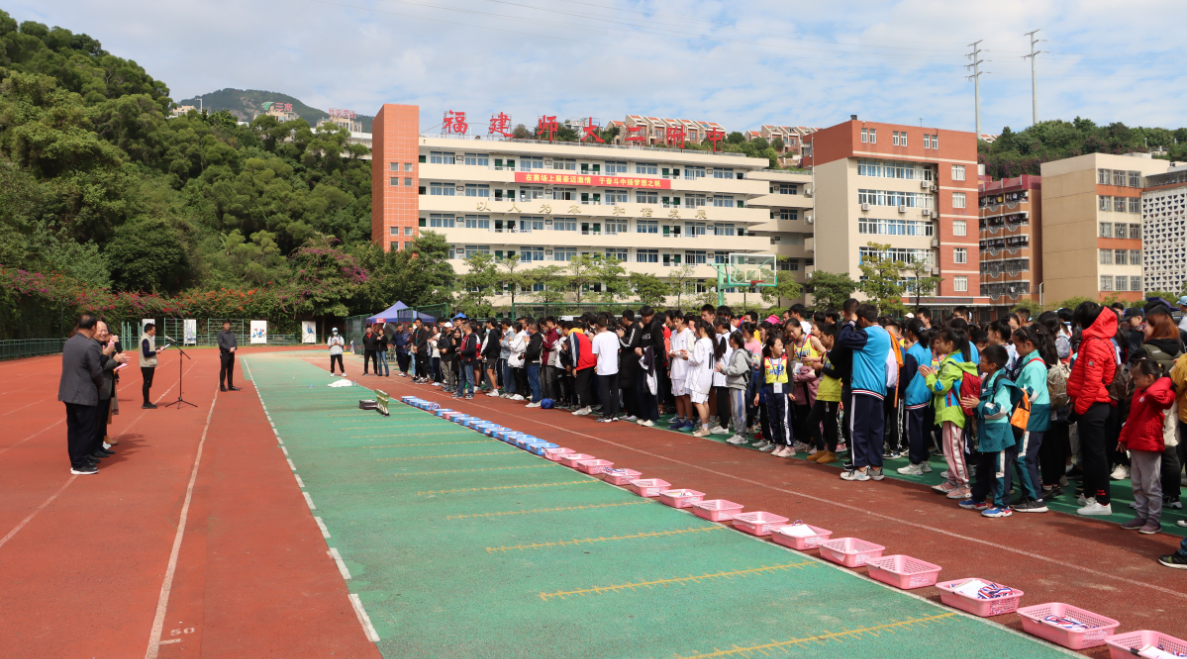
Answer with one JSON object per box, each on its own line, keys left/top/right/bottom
{"left": 162, "top": 341, "right": 197, "bottom": 409}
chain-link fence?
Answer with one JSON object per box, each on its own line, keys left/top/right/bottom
{"left": 0, "top": 338, "right": 68, "bottom": 361}
{"left": 115, "top": 318, "right": 302, "bottom": 349}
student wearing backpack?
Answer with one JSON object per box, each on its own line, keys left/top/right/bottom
{"left": 1118, "top": 359, "right": 1173, "bottom": 535}
{"left": 1067, "top": 301, "right": 1118, "bottom": 516}
{"left": 958, "top": 345, "right": 1018, "bottom": 518}
{"left": 1006, "top": 326, "right": 1052, "bottom": 513}
{"left": 920, "top": 327, "right": 979, "bottom": 500}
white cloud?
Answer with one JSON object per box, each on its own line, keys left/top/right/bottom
{"left": 7, "top": 0, "right": 1185, "bottom": 133}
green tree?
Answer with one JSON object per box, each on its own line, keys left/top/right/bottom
{"left": 105, "top": 217, "right": 194, "bottom": 293}
{"left": 457, "top": 252, "right": 499, "bottom": 317}
{"left": 905, "top": 257, "right": 943, "bottom": 310}
{"left": 759, "top": 258, "right": 803, "bottom": 308}
{"left": 857, "top": 242, "right": 906, "bottom": 313}
{"left": 525, "top": 265, "right": 568, "bottom": 304}
{"left": 286, "top": 233, "right": 365, "bottom": 317}
{"left": 497, "top": 254, "right": 527, "bottom": 307}
{"left": 353, "top": 231, "right": 454, "bottom": 311}
{"left": 592, "top": 255, "right": 628, "bottom": 303}
{"left": 806, "top": 270, "right": 858, "bottom": 311}
{"left": 629, "top": 272, "right": 668, "bottom": 306}
{"left": 566, "top": 254, "right": 600, "bottom": 304}
{"left": 668, "top": 263, "right": 698, "bottom": 309}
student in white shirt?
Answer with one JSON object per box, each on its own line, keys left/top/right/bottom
{"left": 667, "top": 313, "right": 695, "bottom": 431}
{"left": 710, "top": 319, "right": 734, "bottom": 435}
{"left": 591, "top": 317, "right": 623, "bottom": 422}
{"left": 327, "top": 327, "right": 345, "bottom": 375}
{"left": 687, "top": 319, "right": 721, "bottom": 437}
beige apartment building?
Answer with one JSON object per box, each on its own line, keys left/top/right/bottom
{"left": 1140, "top": 166, "right": 1187, "bottom": 295}
{"left": 746, "top": 170, "right": 815, "bottom": 294}
{"left": 1040, "top": 153, "right": 1171, "bottom": 303}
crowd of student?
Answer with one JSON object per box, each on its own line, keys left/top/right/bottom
{"left": 354, "top": 298, "right": 1187, "bottom": 570}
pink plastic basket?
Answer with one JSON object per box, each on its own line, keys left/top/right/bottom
{"left": 864, "top": 555, "right": 942, "bottom": 590}
{"left": 559, "top": 453, "right": 595, "bottom": 468}
{"left": 628, "top": 479, "right": 671, "bottom": 497}
{"left": 1017, "top": 602, "right": 1120, "bottom": 650}
{"left": 600, "top": 468, "right": 641, "bottom": 486}
{"left": 771, "top": 524, "right": 833, "bottom": 550}
{"left": 544, "top": 447, "right": 574, "bottom": 462}
{"left": 1105, "top": 630, "right": 1187, "bottom": 659}
{"left": 818, "top": 538, "right": 885, "bottom": 568}
{"left": 692, "top": 499, "right": 744, "bottom": 522}
{"left": 731, "top": 512, "right": 789, "bottom": 536}
{"left": 935, "top": 579, "right": 1025, "bottom": 617}
{"left": 658, "top": 489, "right": 705, "bottom": 508}
{"left": 576, "top": 459, "right": 614, "bottom": 475}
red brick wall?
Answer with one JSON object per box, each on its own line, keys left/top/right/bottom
{"left": 371, "top": 104, "right": 420, "bottom": 251}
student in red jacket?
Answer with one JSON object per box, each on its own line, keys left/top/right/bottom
{"left": 1068, "top": 301, "right": 1118, "bottom": 516}
{"left": 1118, "top": 359, "right": 1173, "bottom": 535}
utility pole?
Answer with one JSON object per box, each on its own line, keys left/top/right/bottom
{"left": 1022, "top": 29, "right": 1046, "bottom": 126}
{"left": 965, "top": 41, "right": 988, "bottom": 139}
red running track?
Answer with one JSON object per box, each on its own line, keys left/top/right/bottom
{"left": 0, "top": 348, "right": 381, "bottom": 659}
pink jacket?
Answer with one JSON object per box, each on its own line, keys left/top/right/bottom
{"left": 793, "top": 364, "right": 818, "bottom": 407}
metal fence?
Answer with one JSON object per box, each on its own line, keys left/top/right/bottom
{"left": 0, "top": 338, "right": 68, "bottom": 361}
{"left": 116, "top": 318, "right": 303, "bottom": 349}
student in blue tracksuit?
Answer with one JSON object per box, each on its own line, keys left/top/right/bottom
{"left": 959, "top": 345, "right": 1018, "bottom": 518}
{"left": 838, "top": 303, "right": 891, "bottom": 482}
{"left": 897, "top": 318, "right": 934, "bottom": 475}
{"left": 1005, "top": 326, "right": 1054, "bottom": 513}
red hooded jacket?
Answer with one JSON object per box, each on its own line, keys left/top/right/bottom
{"left": 1067, "top": 309, "right": 1118, "bottom": 414}
{"left": 1118, "top": 376, "right": 1174, "bottom": 453}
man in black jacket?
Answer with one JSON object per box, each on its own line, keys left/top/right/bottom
{"left": 524, "top": 320, "right": 544, "bottom": 407}
{"left": 217, "top": 320, "right": 240, "bottom": 391}
{"left": 438, "top": 324, "right": 456, "bottom": 393}
{"left": 636, "top": 306, "right": 666, "bottom": 423}
{"left": 59, "top": 313, "right": 105, "bottom": 474}
{"left": 617, "top": 310, "right": 642, "bottom": 420}
{"left": 458, "top": 321, "right": 481, "bottom": 399}
{"left": 362, "top": 326, "right": 379, "bottom": 375}
{"left": 412, "top": 319, "right": 431, "bottom": 383}
{"left": 482, "top": 319, "right": 502, "bottom": 396}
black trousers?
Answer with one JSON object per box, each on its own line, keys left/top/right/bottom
{"left": 330, "top": 354, "right": 344, "bottom": 373}
{"left": 94, "top": 397, "right": 111, "bottom": 454}
{"left": 65, "top": 403, "right": 97, "bottom": 469}
{"left": 220, "top": 352, "right": 235, "bottom": 387}
{"left": 1077, "top": 402, "right": 1112, "bottom": 505}
{"left": 1039, "top": 419, "right": 1070, "bottom": 487}
{"left": 807, "top": 399, "right": 840, "bottom": 452}
{"left": 599, "top": 372, "right": 620, "bottom": 418}
{"left": 714, "top": 386, "right": 731, "bottom": 429}
{"left": 415, "top": 353, "right": 428, "bottom": 379}
{"left": 575, "top": 368, "right": 594, "bottom": 408}
{"left": 363, "top": 349, "right": 377, "bottom": 374}
{"left": 397, "top": 352, "right": 410, "bottom": 374}
{"left": 141, "top": 366, "right": 155, "bottom": 404}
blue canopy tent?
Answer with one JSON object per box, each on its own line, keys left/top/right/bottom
{"left": 366, "top": 302, "right": 437, "bottom": 324}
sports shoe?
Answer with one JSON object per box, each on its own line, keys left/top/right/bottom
{"left": 625, "top": 415, "right": 638, "bottom": 422}
{"left": 709, "top": 425, "right": 728, "bottom": 435}
{"left": 487, "top": 391, "right": 501, "bottom": 398}
{"left": 1120, "top": 517, "right": 1146, "bottom": 530}
{"left": 1076, "top": 500, "right": 1113, "bottom": 516}
{"left": 982, "top": 506, "right": 1013, "bottom": 518}
{"left": 774, "top": 446, "right": 793, "bottom": 458}
{"left": 526, "top": 402, "right": 541, "bottom": 408}
{"left": 946, "top": 486, "right": 972, "bottom": 500}
{"left": 1165, "top": 496, "right": 1183, "bottom": 510}
{"left": 958, "top": 499, "right": 989, "bottom": 511}
{"left": 805, "top": 451, "right": 823, "bottom": 462}
{"left": 1109, "top": 465, "right": 1130, "bottom": 481}
{"left": 1158, "top": 553, "right": 1187, "bottom": 569}
{"left": 868, "top": 467, "right": 885, "bottom": 481}
{"left": 793, "top": 442, "right": 811, "bottom": 452}
{"left": 754, "top": 441, "right": 774, "bottom": 452}
{"left": 835, "top": 443, "right": 847, "bottom": 453}
{"left": 840, "top": 469, "right": 869, "bottom": 482}
{"left": 882, "top": 450, "right": 901, "bottom": 460}
{"left": 932, "top": 481, "right": 959, "bottom": 494}
{"left": 1178, "top": 520, "right": 1187, "bottom": 528}
{"left": 1013, "top": 499, "right": 1048, "bottom": 513}
{"left": 680, "top": 420, "right": 695, "bottom": 432}
{"left": 1140, "top": 520, "right": 1161, "bottom": 535}
{"left": 1076, "top": 494, "right": 1091, "bottom": 507}
{"left": 814, "top": 451, "right": 837, "bottom": 464}
{"left": 464, "top": 395, "right": 474, "bottom": 400}
{"left": 595, "top": 417, "right": 612, "bottom": 423}
{"left": 71, "top": 464, "right": 98, "bottom": 475}
{"left": 897, "top": 463, "right": 927, "bottom": 476}
{"left": 807, "top": 447, "right": 818, "bottom": 456}
{"left": 637, "top": 419, "right": 654, "bottom": 427}
{"left": 510, "top": 394, "right": 525, "bottom": 401}
{"left": 727, "top": 434, "right": 749, "bottom": 445}
{"left": 692, "top": 426, "right": 710, "bottom": 437}
{"left": 142, "top": 402, "right": 158, "bottom": 409}
{"left": 666, "top": 418, "right": 684, "bottom": 429}
{"left": 940, "top": 470, "right": 950, "bottom": 479}
{"left": 574, "top": 406, "right": 592, "bottom": 416}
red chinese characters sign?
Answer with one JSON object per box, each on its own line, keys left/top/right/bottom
{"left": 513, "top": 173, "right": 671, "bottom": 189}
{"left": 328, "top": 108, "right": 357, "bottom": 119}
{"left": 443, "top": 111, "right": 468, "bottom": 134}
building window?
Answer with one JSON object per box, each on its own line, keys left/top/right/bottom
{"left": 900, "top": 131, "right": 907, "bottom": 147}
{"left": 463, "top": 245, "right": 489, "bottom": 258}
{"left": 389, "top": 227, "right": 398, "bottom": 236}
{"left": 858, "top": 218, "right": 934, "bottom": 236}
{"left": 685, "top": 222, "right": 706, "bottom": 236}
{"left": 1099, "top": 195, "right": 1110, "bottom": 211}
{"left": 713, "top": 168, "right": 735, "bottom": 179}
{"left": 390, "top": 177, "right": 399, "bottom": 186}
{"left": 861, "top": 127, "right": 869, "bottom": 143}
{"left": 868, "top": 128, "right": 876, "bottom": 144}
{"left": 714, "top": 224, "right": 735, "bottom": 236}
{"left": 1115, "top": 223, "right": 1127, "bottom": 239}
{"left": 636, "top": 249, "right": 658, "bottom": 263}
{"left": 1098, "top": 169, "right": 1110, "bottom": 185}
{"left": 953, "top": 220, "right": 967, "bottom": 236}
{"left": 1131, "top": 249, "right": 1142, "bottom": 264}
{"left": 685, "top": 250, "right": 707, "bottom": 264}
{"left": 552, "top": 158, "right": 576, "bottom": 171}
{"left": 1114, "top": 197, "right": 1126, "bottom": 213}
{"left": 1130, "top": 223, "right": 1141, "bottom": 240}
{"left": 1099, "top": 221, "right": 1112, "bottom": 237}
{"left": 520, "top": 157, "right": 543, "bottom": 170}
{"left": 1113, "top": 170, "right": 1126, "bottom": 187}
{"left": 953, "top": 192, "right": 966, "bottom": 209}
{"left": 605, "top": 160, "right": 627, "bottom": 174}
{"left": 405, "top": 162, "right": 414, "bottom": 172}
{"left": 404, "top": 178, "right": 413, "bottom": 186}
{"left": 636, "top": 220, "right": 658, "bottom": 234}
{"left": 463, "top": 153, "right": 489, "bottom": 167}
{"left": 1100, "top": 249, "right": 1113, "bottom": 265}
{"left": 662, "top": 253, "right": 682, "bottom": 267}
{"left": 1128, "top": 198, "right": 1140, "bottom": 213}
{"left": 636, "top": 162, "right": 658, "bottom": 175}
{"left": 954, "top": 276, "right": 968, "bottom": 292}
{"left": 1128, "top": 171, "right": 1141, "bottom": 188}
{"left": 951, "top": 165, "right": 966, "bottom": 181}
{"left": 554, "top": 247, "right": 576, "bottom": 261}
{"left": 429, "top": 182, "right": 455, "bottom": 196}
{"left": 1114, "top": 249, "right": 1127, "bottom": 265}
{"left": 552, "top": 219, "right": 578, "bottom": 232}
{"left": 713, "top": 195, "right": 735, "bottom": 208}
{"left": 954, "top": 248, "right": 967, "bottom": 264}
{"left": 857, "top": 159, "right": 934, "bottom": 180}
{"left": 923, "top": 134, "right": 931, "bottom": 149}
{"left": 892, "top": 131, "right": 900, "bottom": 146}
{"left": 404, "top": 227, "right": 413, "bottom": 236}
{"left": 390, "top": 162, "right": 399, "bottom": 171}
{"left": 605, "top": 247, "right": 627, "bottom": 261}
{"left": 428, "top": 213, "right": 455, "bottom": 228}
{"left": 779, "top": 183, "right": 799, "bottom": 195}
{"left": 1100, "top": 275, "right": 1113, "bottom": 291}
{"left": 429, "top": 151, "right": 455, "bottom": 164}
{"left": 463, "top": 215, "right": 490, "bottom": 229}
{"left": 1131, "top": 275, "right": 1143, "bottom": 291}
{"left": 464, "top": 184, "right": 490, "bottom": 197}
{"left": 775, "top": 209, "right": 799, "bottom": 221}
{"left": 1116, "top": 276, "right": 1129, "bottom": 291}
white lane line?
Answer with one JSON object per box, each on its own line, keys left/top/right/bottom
{"left": 452, "top": 396, "right": 1187, "bottom": 602}
{"left": 287, "top": 459, "right": 297, "bottom": 471}
{"left": 348, "top": 593, "right": 380, "bottom": 643}
{"left": 314, "top": 516, "right": 330, "bottom": 538}
{"left": 0, "top": 475, "right": 77, "bottom": 551}
{"left": 158, "top": 639, "right": 181, "bottom": 645}
{"left": 295, "top": 473, "right": 305, "bottom": 488}
{"left": 280, "top": 445, "right": 289, "bottom": 456}
{"left": 143, "top": 384, "right": 220, "bottom": 659}
{"left": 303, "top": 492, "right": 316, "bottom": 510}
{"left": 277, "top": 437, "right": 284, "bottom": 445}
{"left": 328, "top": 548, "right": 352, "bottom": 579}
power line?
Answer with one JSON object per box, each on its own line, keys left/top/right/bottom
{"left": 965, "top": 40, "right": 989, "bottom": 138}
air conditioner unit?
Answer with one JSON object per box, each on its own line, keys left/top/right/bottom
{"left": 806, "top": 215, "right": 814, "bottom": 224}
{"left": 930, "top": 183, "right": 938, "bottom": 192}
{"left": 805, "top": 188, "right": 814, "bottom": 197}
{"left": 921, "top": 209, "right": 931, "bottom": 217}
{"left": 861, "top": 203, "right": 871, "bottom": 212}
{"left": 930, "top": 266, "right": 940, "bottom": 275}
{"left": 921, "top": 180, "right": 931, "bottom": 189}
{"left": 930, "top": 238, "right": 939, "bottom": 247}
{"left": 898, "top": 205, "right": 908, "bottom": 213}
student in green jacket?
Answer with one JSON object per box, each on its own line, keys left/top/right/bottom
{"left": 919, "top": 327, "right": 979, "bottom": 499}
{"left": 959, "top": 345, "right": 1018, "bottom": 519}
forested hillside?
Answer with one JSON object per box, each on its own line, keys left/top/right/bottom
{"left": 979, "top": 118, "right": 1187, "bottom": 178}
{"left": 175, "top": 88, "right": 374, "bottom": 132}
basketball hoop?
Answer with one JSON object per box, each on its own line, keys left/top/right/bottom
{"left": 749, "top": 279, "right": 765, "bottom": 288}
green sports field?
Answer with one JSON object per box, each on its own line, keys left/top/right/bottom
{"left": 246, "top": 352, "right": 1074, "bottom": 658}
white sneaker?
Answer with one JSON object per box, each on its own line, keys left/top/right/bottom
{"left": 692, "top": 426, "right": 710, "bottom": 437}
{"left": 776, "top": 446, "right": 794, "bottom": 458}
{"left": 574, "top": 406, "right": 592, "bottom": 416}
{"left": 510, "top": 394, "right": 525, "bottom": 401}
{"left": 526, "top": 402, "right": 541, "bottom": 408}
{"left": 897, "top": 463, "right": 926, "bottom": 475}
{"left": 754, "top": 441, "right": 773, "bottom": 452}
{"left": 920, "top": 462, "right": 933, "bottom": 473}
{"left": 624, "top": 415, "right": 638, "bottom": 422}
{"left": 1077, "top": 494, "right": 1091, "bottom": 507}
{"left": 1109, "top": 465, "right": 1130, "bottom": 481}
{"left": 487, "top": 391, "right": 501, "bottom": 398}
{"left": 727, "top": 434, "right": 748, "bottom": 445}
{"left": 1077, "top": 500, "right": 1113, "bottom": 516}
{"left": 793, "top": 442, "right": 811, "bottom": 452}
{"left": 940, "top": 470, "right": 950, "bottom": 479}
{"left": 807, "top": 448, "right": 818, "bottom": 456}
{"left": 709, "top": 425, "right": 728, "bottom": 435}
{"left": 637, "top": 419, "right": 654, "bottom": 427}
{"left": 841, "top": 469, "right": 870, "bottom": 482}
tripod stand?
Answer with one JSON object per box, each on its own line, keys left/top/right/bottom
{"left": 163, "top": 342, "right": 197, "bottom": 409}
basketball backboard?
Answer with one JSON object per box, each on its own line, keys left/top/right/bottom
{"left": 726, "top": 253, "right": 777, "bottom": 288}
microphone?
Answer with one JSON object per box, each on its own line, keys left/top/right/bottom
{"left": 164, "top": 335, "right": 179, "bottom": 344}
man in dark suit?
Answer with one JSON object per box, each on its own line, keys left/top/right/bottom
{"left": 91, "top": 320, "right": 127, "bottom": 462}
{"left": 58, "top": 313, "right": 104, "bottom": 474}
{"left": 217, "top": 320, "right": 240, "bottom": 391}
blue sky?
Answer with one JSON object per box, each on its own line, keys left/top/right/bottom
{"left": 10, "top": 0, "right": 1186, "bottom": 134}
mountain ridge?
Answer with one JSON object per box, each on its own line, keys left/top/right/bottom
{"left": 176, "top": 88, "right": 374, "bottom": 132}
